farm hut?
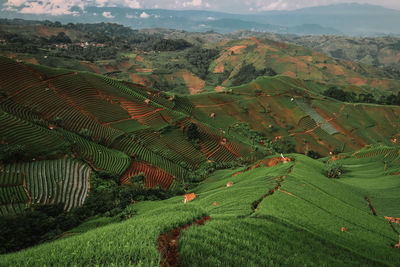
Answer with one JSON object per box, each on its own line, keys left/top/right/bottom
{"left": 183, "top": 193, "right": 196, "bottom": 203}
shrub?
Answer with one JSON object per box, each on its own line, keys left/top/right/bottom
{"left": 307, "top": 150, "right": 322, "bottom": 159}
{"left": 325, "top": 161, "right": 343, "bottom": 178}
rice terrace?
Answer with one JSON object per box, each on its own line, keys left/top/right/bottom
{"left": 1, "top": 1, "right": 400, "bottom": 266}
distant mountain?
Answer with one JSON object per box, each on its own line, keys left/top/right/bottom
{"left": 0, "top": 3, "right": 399, "bottom": 35}
{"left": 1, "top": 2, "right": 398, "bottom": 36}
{"left": 255, "top": 3, "right": 400, "bottom": 36}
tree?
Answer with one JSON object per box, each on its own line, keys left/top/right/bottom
{"left": 186, "top": 123, "right": 199, "bottom": 141}
{"left": 325, "top": 161, "right": 343, "bottom": 178}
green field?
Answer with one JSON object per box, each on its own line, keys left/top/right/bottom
{"left": 1, "top": 147, "right": 399, "bottom": 265}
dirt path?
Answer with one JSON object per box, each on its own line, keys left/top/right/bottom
{"left": 365, "top": 196, "right": 377, "bottom": 216}
{"left": 103, "top": 108, "right": 165, "bottom": 126}
{"left": 289, "top": 103, "right": 347, "bottom": 137}
{"left": 157, "top": 216, "right": 211, "bottom": 267}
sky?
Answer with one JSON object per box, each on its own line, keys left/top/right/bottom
{"left": 2, "top": 0, "right": 400, "bottom": 15}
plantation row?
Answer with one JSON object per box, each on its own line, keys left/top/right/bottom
{"left": 0, "top": 111, "right": 69, "bottom": 158}
{"left": 136, "top": 111, "right": 169, "bottom": 129}
{"left": 0, "top": 58, "right": 41, "bottom": 97}
{"left": 0, "top": 158, "right": 91, "bottom": 214}
{"left": 0, "top": 99, "right": 45, "bottom": 124}
{"left": 0, "top": 171, "right": 29, "bottom": 216}
{"left": 8, "top": 81, "right": 123, "bottom": 145}
{"left": 120, "top": 160, "right": 174, "bottom": 188}
{"left": 50, "top": 74, "right": 130, "bottom": 124}
{"left": 29, "top": 63, "right": 74, "bottom": 80}
{"left": 353, "top": 146, "right": 399, "bottom": 160}
{"left": 112, "top": 136, "right": 188, "bottom": 178}
{"left": 64, "top": 131, "right": 131, "bottom": 176}
{"left": 295, "top": 99, "right": 338, "bottom": 134}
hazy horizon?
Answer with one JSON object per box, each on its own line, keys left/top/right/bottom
{"left": 1, "top": 0, "right": 400, "bottom": 16}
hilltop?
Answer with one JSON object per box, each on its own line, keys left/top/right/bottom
{"left": 1, "top": 20, "right": 399, "bottom": 98}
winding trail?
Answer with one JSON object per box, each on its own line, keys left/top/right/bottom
{"left": 157, "top": 216, "right": 211, "bottom": 267}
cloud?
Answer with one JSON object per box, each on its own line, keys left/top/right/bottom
{"left": 140, "top": 11, "right": 150, "bottom": 18}
{"left": 260, "top": 0, "right": 289, "bottom": 11}
{"left": 126, "top": 14, "right": 136, "bottom": 18}
{"left": 102, "top": 11, "right": 114, "bottom": 18}
{"left": 3, "top": 0, "right": 140, "bottom": 15}
{"left": 182, "top": 0, "right": 202, "bottom": 7}
{"left": 123, "top": 0, "right": 140, "bottom": 8}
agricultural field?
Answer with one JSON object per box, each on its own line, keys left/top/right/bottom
{"left": 1, "top": 57, "right": 399, "bottom": 216}
{"left": 1, "top": 147, "right": 399, "bottom": 265}
{"left": 1, "top": 19, "right": 400, "bottom": 265}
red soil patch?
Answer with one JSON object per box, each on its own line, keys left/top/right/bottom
{"left": 25, "top": 58, "right": 39, "bottom": 65}
{"left": 227, "top": 45, "right": 247, "bottom": 55}
{"left": 214, "top": 85, "right": 226, "bottom": 92}
{"left": 36, "top": 26, "right": 69, "bottom": 38}
{"left": 129, "top": 73, "right": 151, "bottom": 86}
{"left": 135, "top": 55, "right": 144, "bottom": 62}
{"left": 385, "top": 216, "right": 400, "bottom": 223}
{"left": 276, "top": 42, "right": 289, "bottom": 49}
{"left": 120, "top": 160, "right": 173, "bottom": 189}
{"left": 347, "top": 77, "right": 367, "bottom": 86}
{"left": 231, "top": 171, "right": 243, "bottom": 177}
{"left": 282, "top": 71, "right": 296, "bottom": 78}
{"left": 213, "top": 62, "right": 225, "bottom": 73}
{"left": 121, "top": 61, "right": 134, "bottom": 69}
{"left": 299, "top": 56, "right": 313, "bottom": 62}
{"left": 135, "top": 68, "right": 152, "bottom": 73}
{"left": 248, "top": 37, "right": 262, "bottom": 47}
{"left": 217, "top": 39, "right": 229, "bottom": 47}
{"left": 102, "top": 65, "right": 116, "bottom": 72}
{"left": 158, "top": 216, "right": 211, "bottom": 267}
{"left": 277, "top": 57, "right": 307, "bottom": 69}
{"left": 176, "top": 70, "right": 205, "bottom": 95}
{"left": 81, "top": 61, "right": 102, "bottom": 74}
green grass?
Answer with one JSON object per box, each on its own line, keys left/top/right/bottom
{"left": 3, "top": 149, "right": 399, "bottom": 265}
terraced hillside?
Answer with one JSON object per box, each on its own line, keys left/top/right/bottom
{"left": 0, "top": 56, "right": 253, "bottom": 215}
{"left": 188, "top": 75, "right": 400, "bottom": 156}
{"left": 1, "top": 146, "right": 399, "bottom": 266}
{"left": 2, "top": 21, "right": 400, "bottom": 97}
{"left": 1, "top": 56, "right": 400, "bottom": 215}
{"left": 47, "top": 37, "right": 400, "bottom": 95}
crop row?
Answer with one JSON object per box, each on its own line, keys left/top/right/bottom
{"left": 136, "top": 111, "right": 169, "bottom": 128}
{"left": 29, "top": 63, "right": 73, "bottom": 80}
{"left": 9, "top": 80, "right": 123, "bottom": 145}
{"left": 0, "top": 111, "right": 69, "bottom": 156}
{"left": 120, "top": 160, "right": 174, "bottom": 188}
{"left": 51, "top": 74, "right": 130, "bottom": 123}
{"left": 296, "top": 99, "right": 338, "bottom": 134}
{"left": 0, "top": 58, "right": 41, "bottom": 96}
{"left": 64, "top": 131, "right": 131, "bottom": 176}
{"left": 113, "top": 136, "right": 188, "bottom": 179}
{"left": 209, "top": 146, "right": 238, "bottom": 162}
{"left": 173, "top": 95, "right": 194, "bottom": 115}
{"left": 353, "top": 146, "right": 398, "bottom": 159}
{"left": 0, "top": 158, "right": 91, "bottom": 213}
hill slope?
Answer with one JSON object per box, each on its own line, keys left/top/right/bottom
{"left": 1, "top": 57, "right": 399, "bottom": 215}
{"left": 1, "top": 146, "right": 399, "bottom": 265}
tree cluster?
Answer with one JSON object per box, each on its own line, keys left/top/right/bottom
{"left": 323, "top": 86, "right": 400, "bottom": 106}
